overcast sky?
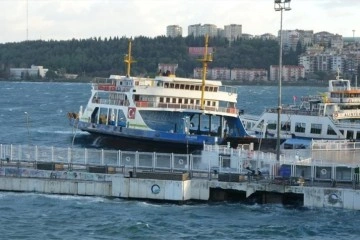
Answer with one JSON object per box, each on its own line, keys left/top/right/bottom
{"left": 0, "top": 0, "right": 358, "bottom": 43}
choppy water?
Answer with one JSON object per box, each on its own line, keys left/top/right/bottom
{"left": 3, "top": 81, "right": 359, "bottom": 239}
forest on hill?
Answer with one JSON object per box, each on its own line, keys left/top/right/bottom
{"left": 0, "top": 35, "right": 303, "bottom": 80}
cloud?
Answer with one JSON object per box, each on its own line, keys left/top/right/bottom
{"left": 0, "top": 0, "right": 357, "bottom": 43}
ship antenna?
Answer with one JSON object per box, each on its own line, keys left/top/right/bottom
{"left": 198, "top": 35, "right": 213, "bottom": 110}
{"left": 124, "top": 39, "right": 136, "bottom": 77}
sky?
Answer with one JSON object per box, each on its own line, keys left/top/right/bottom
{"left": 0, "top": 0, "right": 359, "bottom": 43}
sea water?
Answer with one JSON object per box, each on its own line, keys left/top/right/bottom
{"left": 1, "top": 81, "right": 359, "bottom": 240}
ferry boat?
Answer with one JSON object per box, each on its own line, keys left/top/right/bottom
{"left": 241, "top": 72, "right": 360, "bottom": 142}
{"left": 68, "top": 37, "right": 266, "bottom": 153}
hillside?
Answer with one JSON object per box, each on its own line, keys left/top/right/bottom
{"left": 0, "top": 36, "right": 302, "bottom": 79}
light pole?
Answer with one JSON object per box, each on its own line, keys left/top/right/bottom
{"left": 353, "top": 30, "right": 357, "bottom": 87}
{"left": 24, "top": 112, "right": 31, "bottom": 145}
{"left": 274, "top": 0, "right": 291, "bottom": 161}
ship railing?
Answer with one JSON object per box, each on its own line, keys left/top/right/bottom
{"left": 311, "top": 140, "right": 360, "bottom": 150}
{"left": 135, "top": 101, "right": 237, "bottom": 114}
{"left": 92, "top": 77, "right": 117, "bottom": 85}
{"left": 333, "top": 121, "right": 360, "bottom": 129}
{"left": 218, "top": 85, "right": 238, "bottom": 95}
{"left": 240, "top": 114, "right": 260, "bottom": 121}
{"left": 265, "top": 108, "right": 319, "bottom": 116}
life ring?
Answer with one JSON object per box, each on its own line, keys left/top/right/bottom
{"left": 321, "top": 168, "right": 327, "bottom": 175}
{"left": 127, "top": 107, "right": 136, "bottom": 119}
{"left": 333, "top": 113, "right": 338, "bottom": 118}
{"left": 151, "top": 184, "right": 160, "bottom": 194}
{"left": 178, "top": 159, "right": 184, "bottom": 165}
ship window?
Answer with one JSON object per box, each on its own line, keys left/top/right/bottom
{"left": 195, "top": 86, "right": 200, "bottom": 91}
{"left": 281, "top": 121, "right": 290, "bottom": 131}
{"left": 172, "top": 98, "right": 176, "bottom": 103}
{"left": 164, "top": 83, "right": 169, "bottom": 88}
{"left": 190, "top": 85, "right": 195, "bottom": 90}
{"left": 267, "top": 122, "right": 276, "bottom": 130}
{"left": 346, "top": 130, "right": 354, "bottom": 140}
{"left": 310, "top": 123, "right": 322, "bottom": 134}
{"left": 205, "top": 86, "right": 209, "bottom": 91}
{"left": 327, "top": 126, "right": 336, "bottom": 135}
{"left": 180, "top": 84, "right": 185, "bottom": 89}
{"left": 185, "top": 85, "right": 190, "bottom": 90}
{"left": 356, "top": 132, "right": 360, "bottom": 140}
{"left": 170, "top": 83, "right": 174, "bottom": 88}
{"left": 206, "top": 101, "right": 211, "bottom": 106}
{"left": 295, "top": 122, "right": 306, "bottom": 133}
{"left": 159, "top": 97, "right": 164, "bottom": 103}
{"left": 166, "top": 97, "right": 170, "bottom": 103}
{"left": 196, "top": 100, "right": 200, "bottom": 105}
{"left": 212, "top": 102, "right": 216, "bottom": 106}
{"left": 175, "top": 84, "right": 180, "bottom": 89}
{"left": 99, "top": 108, "right": 109, "bottom": 125}
{"left": 184, "top": 99, "right": 188, "bottom": 104}
{"left": 178, "top": 99, "right": 183, "bottom": 104}
{"left": 190, "top": 99, "right": 194, "bottom": 104}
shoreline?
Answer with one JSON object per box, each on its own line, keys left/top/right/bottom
{"left": 0, "top": 78, "right": 328, "bottom": 87}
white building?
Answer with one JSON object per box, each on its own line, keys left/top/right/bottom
{"left": 201, "top": 24, "right": 218, "bottom": 37}
{"left": 270, "top": 65, "right": 305, "bottom": 82}
{"left": 188, "top": 24, "right": 202, "bottom": 37}
{"left": 230, "top": 68, "right": 268, "bottom": 82}
{"left": 224, "top": 24, "right": 242, "bottom": 41}
{"left": 279, "top": 30, "right": 300, "bottom": 51}
{"left": 193, "top": 67, "right": 210, "bottom": 79}
{"left": 331, "top": 34, "right": 344, "bottom": 50}
{"left": 210, "top": 68, "right": 231, "bottom": 80}
{"left": 10, "top": 65, "right": 48, "bottom": 80}
{"left": 259, "top": 33, "right": 277, "bottom": 40}
{"left": 166, "top": 25, "right": 182, "bottom": 38}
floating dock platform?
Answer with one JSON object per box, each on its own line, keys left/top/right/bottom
{"left": 1, "top": 140, "right": 360, "bottom": 210}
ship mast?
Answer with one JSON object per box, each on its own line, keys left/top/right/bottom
{"left": 199, "top": 35, "right": 213, "bottom": 110}
{"left": 124, "top": 39, "right": 136, "bottom": 77}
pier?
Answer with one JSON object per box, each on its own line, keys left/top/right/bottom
{"left": 1, "top": 140, "right": 360, "bottom": 209}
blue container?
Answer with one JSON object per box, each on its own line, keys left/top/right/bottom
{"left": 279, "top": 165, "right": 291, "bottom": 178}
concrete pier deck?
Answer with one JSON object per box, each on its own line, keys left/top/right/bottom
{"left": 1, "top": 141, "right": 360, "bottom": 210}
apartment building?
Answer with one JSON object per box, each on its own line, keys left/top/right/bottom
{"left": 166, "top": 25, "right": 182, "bottom": 38}
{"left": 297, "top": 30, "right": 314, "bottom": 47}
{"left": 188, "top": 24, "right": 202, "bottom": 37}
{"left": 278, "top": 30, "right": 300, "bottom": 51}
{"left": 210, "top": 67, "right": 231, "bottom": 80}
{"left": 201, "top": 24, "right": 218, "bottom": 37}
{"left": 331, "top": 34, "right": 344, "bottom": 50}
{"left": 231, "top": 68, "right": 268, "bottom": 82}
{"left": 193, "top": 67, "right": 230, "bottom": 80}
{"left": 259, "top": 33, "right": 277, "bottom": 40}
{"left": 224, "top": 24, "right": 242, "bottom": 41}
{"left": 299, "top": 53, "right": 344, "bottom": 74}
{"left": 270, "top": 65, "right": 305, "bottom": 82}
{"left": 193, "top": 67, "right": 210, "bottom": 79}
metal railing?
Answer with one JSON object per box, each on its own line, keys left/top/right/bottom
{"left": 0, "top": 144, "right": 276, "bottom": 179}
{"left": 2, "top": 143, "right": 360, "bottom": 188}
